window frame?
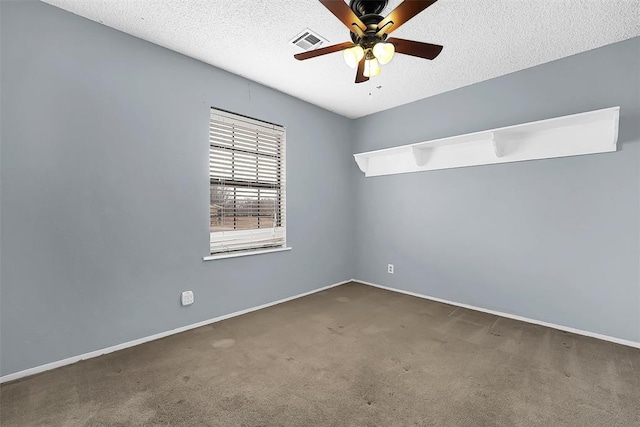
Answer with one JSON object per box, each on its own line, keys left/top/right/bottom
{"left": 205, "top": 108, "right": 288, "bottom": 260}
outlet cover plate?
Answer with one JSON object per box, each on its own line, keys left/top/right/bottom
{"left": 181, "top": 290, "right": 194, "bottom": 306}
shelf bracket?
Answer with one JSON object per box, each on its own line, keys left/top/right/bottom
{"left": 491, "top": 132, "right": 505, "bottom": 158}
{"left": 354, "top": 155, "right": 369, "bottom": 174}
{"left": 412, "top": 147, "right": 432, "bottom": 167}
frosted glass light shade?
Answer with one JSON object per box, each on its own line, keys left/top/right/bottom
{"left": 372, "top": 42, "right": 395, "bottom": 65}
{"left": 343, "top": 45, "right": 365, "bottom": 68}
{"left": 363, "top": 58, "right": 380, "bottom": 77}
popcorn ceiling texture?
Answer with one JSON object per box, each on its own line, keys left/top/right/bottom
{"left": 42, "top": 0, "right": 639, "bottom": 118}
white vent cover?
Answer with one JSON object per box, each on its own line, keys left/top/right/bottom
{"left": 290, "top": 28, "right": 327, "bottom": 51}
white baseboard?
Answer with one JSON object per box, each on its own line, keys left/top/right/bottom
{"left": 354, "top": 279, "right": 640, "bottom": 349}
{"left": 0, "top": 280, "right": 350, "bottom": 384}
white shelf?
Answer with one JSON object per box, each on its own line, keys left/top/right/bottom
{"left": 354, "top": 107, "right": 620, "bottom": 177}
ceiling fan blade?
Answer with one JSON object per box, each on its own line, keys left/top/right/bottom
{"left": 294, "top": 41, "right": 355, "bottom": 60}
{"left": 377, "top": 0, "right": 438, "bottom": 35}
{"left": 319, "top": 0, "right": 367, "bottom": 33}
{"left": 387, "top": 37, "right": 443, "bottom": 60}
{"left": 355, "top": 57, "right": 369, "bottom": 84}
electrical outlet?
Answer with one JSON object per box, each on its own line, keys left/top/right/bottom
{"left": 181, "top": 290, "right": 194, "bottom": 306}
{"left": 388, "top": 264, "right": 394, "bottom": 274}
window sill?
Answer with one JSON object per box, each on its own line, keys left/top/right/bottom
{"left": 203, "top": 247, "right": 292, "bottom": 261}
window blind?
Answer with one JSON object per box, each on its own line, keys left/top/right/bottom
{"left": 209, "top": 109, "right": 286, "bottom": 254}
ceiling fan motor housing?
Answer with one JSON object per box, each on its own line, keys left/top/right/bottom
{"left": 350, "top": 0, "right": 388, "bottom": 16}
{"left": 349, "top": 11, "right": 388, "bottom": 47}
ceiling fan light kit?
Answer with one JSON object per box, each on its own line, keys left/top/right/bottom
{"left": 295, "top": 0, "right": 443, "bottom": 84}
{"left": 372, "top": 42, "right": 395, "bottom": 65}
{"left": 343, "top": 45, "right": 365, "bottom": 68}
{"left": 363, "top": 56, "right": 381, "bottom": 77}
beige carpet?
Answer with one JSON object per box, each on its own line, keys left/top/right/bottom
{"left": 2, "top": 282, "right": 639, "bottom": 426}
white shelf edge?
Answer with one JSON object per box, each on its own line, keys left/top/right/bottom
{"left": 353, "top": 106, "right": 620, "bottom": 177}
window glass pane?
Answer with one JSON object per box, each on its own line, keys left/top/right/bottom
{"left": 210, "top": 184, "right": 280, "bottom": 232}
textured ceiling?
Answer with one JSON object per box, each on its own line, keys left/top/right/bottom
{"left": 42, "top": 0, "right": 639, "bottom": 119}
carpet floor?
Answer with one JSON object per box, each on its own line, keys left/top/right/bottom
{"left": 1, "top": 282, "right": 639, "bottom": 426}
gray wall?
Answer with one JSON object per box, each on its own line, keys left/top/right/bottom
{"left": 352, "top": 37, "right": 640, "bottom": 343}
{"left": 0, "top": 1, "right": 355, "bottom": 376}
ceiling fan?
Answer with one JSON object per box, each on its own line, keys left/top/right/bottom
{"left": 294, "top": 0, "right": 443, "bottom": 83}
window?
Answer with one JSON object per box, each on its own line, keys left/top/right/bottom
{"left": 209, "top": 108, "right": 286, "bottom": 255}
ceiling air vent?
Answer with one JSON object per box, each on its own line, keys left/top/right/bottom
{"left": 290, "top": 28, "right": 328, "bottom": 51}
